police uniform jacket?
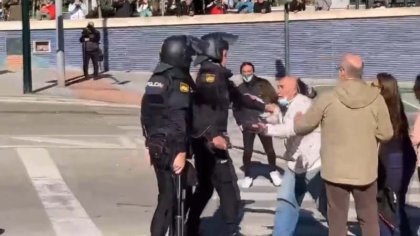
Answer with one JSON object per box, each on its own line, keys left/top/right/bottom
{"left": 141, "top": 62, "right": 194, "bottom": 157}
{"left": 192, "top": 61, "right": 265, "bottom": 140}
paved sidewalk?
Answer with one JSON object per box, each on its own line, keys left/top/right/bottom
{"left": 0, "top": 68, "right": 416, "bottom": 106}
{"left": 0, "top": 69, "right": 150, "bottom": 106}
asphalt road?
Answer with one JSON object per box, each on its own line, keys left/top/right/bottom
{"left": 0, "top": 97, "right": 418, "bottom": 236}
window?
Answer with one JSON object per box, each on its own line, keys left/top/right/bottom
{"left": 33, "top": 40, "right": 51, "bottom": 54}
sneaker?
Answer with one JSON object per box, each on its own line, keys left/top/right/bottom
{"left": 241, "top": 176, "right": 253, "bottom": 188}
{"left": 270, "top": 170, "right": 281, "bottom": 187}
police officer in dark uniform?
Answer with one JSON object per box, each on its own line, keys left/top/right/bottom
{"left": 186, "top": 32, "right": 275, "bottom": 236}
{"left": 141, "top": 35, "right": 207, "bottom": 236}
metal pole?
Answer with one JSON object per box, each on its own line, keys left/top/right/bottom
{"left": 284, "top": 5, "right": 290, "bottom": 76}
{"left": 22, "top": 0, "right": 32, "bottom": 93}
{"left": 56, "top": 0, "right": 66, "bottom": 87}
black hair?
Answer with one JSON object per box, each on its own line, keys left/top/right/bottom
{"left": 297, "top": 78, "right": 317, "bottom": 99}
{"left": 240, "top": 62, "right": 255, "bottom": 73}
{"left": 413, "top": 74, "right": 420, "bottom": 101}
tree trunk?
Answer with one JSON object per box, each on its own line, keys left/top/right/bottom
{"left": 32, "top": 0, "right": 36, "bottom": 18}
{"left": 98, "top": 0, "right": 102, "bottom": 17}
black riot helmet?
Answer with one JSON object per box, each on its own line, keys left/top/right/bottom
{"left": 160, "top": 35, "right": 208, "bottom": 69}
{"left": 193, "top": 32, "right": 239, "bottom": 66}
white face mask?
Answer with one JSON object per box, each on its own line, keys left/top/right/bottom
{"left": 242, "top": 74, "right": 253, "bottom": 83}
{"left": 277, "top": 97, "right": 289, "bottom": 106}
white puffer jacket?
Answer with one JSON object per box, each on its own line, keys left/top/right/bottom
{"left": 265, "top": 94, "right": 321, "bottom": 173}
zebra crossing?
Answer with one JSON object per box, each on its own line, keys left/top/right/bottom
{"left": 0, "top": 143, "right": 162, "bottom": 236}
{"left": 206, "top": 148, "right": 420, "bottom": 236}
{"left": 116, "top": 123, "right": 420, "bottom": 236}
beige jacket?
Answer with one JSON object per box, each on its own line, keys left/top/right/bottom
{"left": 294, "top": 79, "right": 393, "bottom": 186}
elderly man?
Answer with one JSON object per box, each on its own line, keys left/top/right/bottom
{"left": 252, "top": 76, "right": 325, "bottom": 236}
{"left": 294, "top": 53, "right": 393, "bottom": 236}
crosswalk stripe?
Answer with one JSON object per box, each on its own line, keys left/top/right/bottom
{"left": 118, "top": 136, "right": 136, "bottom": 148}
{"left": 238, "top": 178, "right": 278, "bottom": 187}
{"left": 232, "top": 167, "right": 420, "bottom": 205}
{"left": 16, "top": 148, "right": 103, "bottom": 236}
{"left": 118, "top": 125, "right": 140, "bottom": 130}
{"left": 12, "top": 136, "right": 122, "bottom": 148}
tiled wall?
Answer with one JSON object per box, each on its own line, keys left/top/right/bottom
{"left": 1, "top": 15, "right": 419, "bottom": 80}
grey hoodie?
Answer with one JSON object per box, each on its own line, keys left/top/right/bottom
{"left": 294, "top": 79, "right": 394, "bottom": 185}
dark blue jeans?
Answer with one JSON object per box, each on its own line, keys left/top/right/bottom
{"left": 379, "top": 152, "right": 416, "bottom": 236}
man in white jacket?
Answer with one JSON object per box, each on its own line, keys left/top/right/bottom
{"left": 68, "top": 0, "right": 88, "bottom": 20}
{"left": 252, "top": 76, "right": 327, "bottom": 236}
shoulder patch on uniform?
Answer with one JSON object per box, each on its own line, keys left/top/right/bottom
{"left": 180, "top": 82, "right": 189, "bottom": 93}
{"left": 205, "top": 73, "right": 216, "bottom": 83}
{"left": 147, "top": 81, "right": 164, "bottom": 88}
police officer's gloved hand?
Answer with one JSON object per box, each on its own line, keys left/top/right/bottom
{"left": 229, "top": 74, "right": 244, "bottom": 87}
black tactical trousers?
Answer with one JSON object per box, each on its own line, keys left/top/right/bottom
{"left": 151, "top": 166, "right": 176, "bottom": 236}
{"left": 150, "top": 150, "right": 192, "bottom": 236}
{"left": 187, "top": 138, "right": 241, "bottom": 235}
{"left": 83, "top": 50, "right": 99, "bottom": 78}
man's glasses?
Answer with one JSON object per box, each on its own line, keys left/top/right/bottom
{"left": 335, "top": 65, "right": 344, "bottom": 71}
{"left": 371, "top": 82, "right": 382, "bottom": 89}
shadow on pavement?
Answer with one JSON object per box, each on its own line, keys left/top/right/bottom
{"left": 294, "top": 209, "right": 329, "bottom": 236}
{"left": 240, "top": 161, "right": 285, "bottom": 181}
{"left": 200, "top": 207, "right": 227, "bottom": 236}
{"left": 0, "top": 70, "right": 13, "bottom": 76}
{"left": 32, "top": 72, "right": 131, "bottom": 93}
{"left": 32, "top": 74, "right": 86, "bottom": 93}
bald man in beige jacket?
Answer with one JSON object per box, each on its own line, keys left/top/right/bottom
{"left": 294, "top": 53, "right": 393, "bottom": 236}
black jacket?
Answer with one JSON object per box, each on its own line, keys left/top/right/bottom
{"left": 288, "top": 0, "right": 305, "bottom": 12}
{"left": 192, "top": 61, "right": 265, "bottom": 140}
{"left": 114, "top": 0, "right": 135, "bottom": 17}
{"left": 79, "top": 27, "right": 100, "bottom": 52}
{"left": 253, "top": 1, "right": 271, "bottom": 13}
{"left": 233, "top": 75, "right": 277, "bottom": 126}
{"left": 141, "top": 62, "right": 195, "bottom": 156}
{"left": 181, "top": 1, "right": 195, "bottom": 16}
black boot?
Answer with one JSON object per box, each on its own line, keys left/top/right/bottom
{"left": 227, "top": 224, "right": 243, "bottom": 236}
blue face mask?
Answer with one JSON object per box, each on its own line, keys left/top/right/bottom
{"left": 278, "top": 97, "right": 289, "bottom": 107}
{"left": 242, "top": 75, "right": 253, "bottom": 83}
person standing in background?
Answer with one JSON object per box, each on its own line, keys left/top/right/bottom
{"left": 232, "top": 62, "right": 280, "bottom": 188}
{"left": 79, "top": 22, "right": 101, "bottom": 79}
